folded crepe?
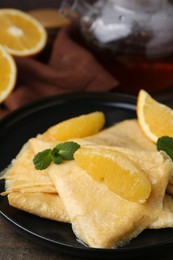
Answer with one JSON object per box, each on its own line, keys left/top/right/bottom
{"left": 1, "top": 138, "right": 69, "bottom": 223}
{"left": 7, "top": 191, "right": 69, "bottom": 223}
{"left": 47, "top": 148, "right": 173, "bottom": 248}
{"left": 150, "top": 194, "right": 173, "bottom": 229}
{"left": 85, "top": 119, "right": 156, "bottom": 151}
{"left": 32, "top": 122, "right": 173, "bottom": 248}
{"left": 1, "top": 141, "right": 56, "bottom": 195}
{"left": 2, "top": 118, "right": 173, "bottom": 248}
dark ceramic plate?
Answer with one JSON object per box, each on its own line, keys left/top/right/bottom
{"left": 0, "top": 92, "right": 173, "bottom": 259}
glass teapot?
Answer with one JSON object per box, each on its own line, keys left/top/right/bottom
{"left": 61, "top": 0, "right": 173, "bottom": 58}
{"left": 60, "top": 0, "right": 173, "bottom": 93}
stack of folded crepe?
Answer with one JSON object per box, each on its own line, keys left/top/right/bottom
{"left": 1, "top": 118, "right": 173, "bottom": 249}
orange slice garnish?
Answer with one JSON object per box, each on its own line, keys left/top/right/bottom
{"left": 43, "top": 112, "right": 105, "bottom": 141}
{"left": 137, "top": 89, "right": 173, "bottom": 143}
{"left": 0, "top": 9, "right": 47, "bottom": 57}
{"left": 0, "top": 45, "right": 17, "bottom": 103}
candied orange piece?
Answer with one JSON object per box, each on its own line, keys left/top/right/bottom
{"left": 74, "top": 147, "right": 151, "bottom": 203}
{"left": 43, "top": 112, "right": 105, "bottom": 141}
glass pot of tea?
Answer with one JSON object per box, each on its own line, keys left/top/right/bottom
{"left": 60, "top": 0, "right": 173, "bottom": 94}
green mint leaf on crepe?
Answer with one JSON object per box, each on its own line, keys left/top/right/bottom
{"left": 33, "top": 141, "right": 80, "bottom": 170}
{"left": 51, "top": 148, "right": 63, "bottom": 164}
{"left": 33, "top": 149, "right": 52, "bottom": 170}
{"left": 55, "top": 141, "right": 81, "bottom": 160}
{"left": 157, "top": 136, "right": 173, "bottom": 160}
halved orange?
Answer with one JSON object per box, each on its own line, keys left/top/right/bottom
{"left": 42, "top": 112, "right": 105, "bottom": 141}
{"left": 0, "top": 45, "right": 17, "bottom": 103}
{"left": 74, "top": 147, "right": 151, "bottom": 203}
{"left": 0, "top": 9, "right": 47, "bottom": 57}
{"left": 137, "top": 89, "right": 173, "bottom": 143}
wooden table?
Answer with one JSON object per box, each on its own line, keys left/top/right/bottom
{"left": 0, "top": 217, "right": 77, "bottom": 260}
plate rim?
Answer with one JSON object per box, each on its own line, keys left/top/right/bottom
{"left": 0, "top": 91, "right": 136, "bottom": 125}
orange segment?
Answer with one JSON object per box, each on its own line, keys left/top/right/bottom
{"left": 0, "top": 9, "right": 47, "bottom": 57}
{"left": 43, "top": 112, "right": 105, "bottom": 141}
{"left": 137, "top": 89, "right": 173, "bottom": 143}
{"left": 74, "top": 147, "right": 151, "bottom": 203}
{"left": 0, "top": 45, "right": 17, "bottom": 103}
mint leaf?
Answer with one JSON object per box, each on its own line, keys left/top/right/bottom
{"left": 157, "top": 136, "right": 173, "bottom": 160}
{"left": 33, "top": 141, "right": 80, "bottom": 170}
{"left": 55, "top": 141, "right": 80, "bottom": 160}
{"left": 51, "top": 148, "right": 63, "bottom": 164}
{"left": 33, "top": 149, "right": 52, "bottom": 170}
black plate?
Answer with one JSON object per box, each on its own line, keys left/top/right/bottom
{"left": 0, "top": 92, "right": 173, "bottom": 259}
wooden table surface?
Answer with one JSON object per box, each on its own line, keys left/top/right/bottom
{"left": 0, "top": 217, "right": 76, "bottom": 260}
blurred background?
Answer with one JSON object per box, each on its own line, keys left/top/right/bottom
{"left": 1, "top": 0, "right": 173, "bottom": 105}
{"left": 0, "top": 0, "right": 61, "bottom": 10}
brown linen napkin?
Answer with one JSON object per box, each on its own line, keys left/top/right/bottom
{"left": 0, "top": 22, "right": 118, "bottom": 119}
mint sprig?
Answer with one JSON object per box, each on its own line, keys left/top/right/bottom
{"left": 33, "top": 141, "right": 80, "bottom": 170}
{"left": 55, "top": 142, "right": 80, "bottom": 160}
{"left": 157, "top": 136, "right": 173, "bottom": 160}
{"left": 33, "top": 149, "right": 52, "bottom": 170}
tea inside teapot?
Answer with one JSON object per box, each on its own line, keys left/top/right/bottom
{"left": 79, "top": 0, "right": 173, "bottom": 59}
{"left": 60, "top": 0, "right": 173, "bottom": 94}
